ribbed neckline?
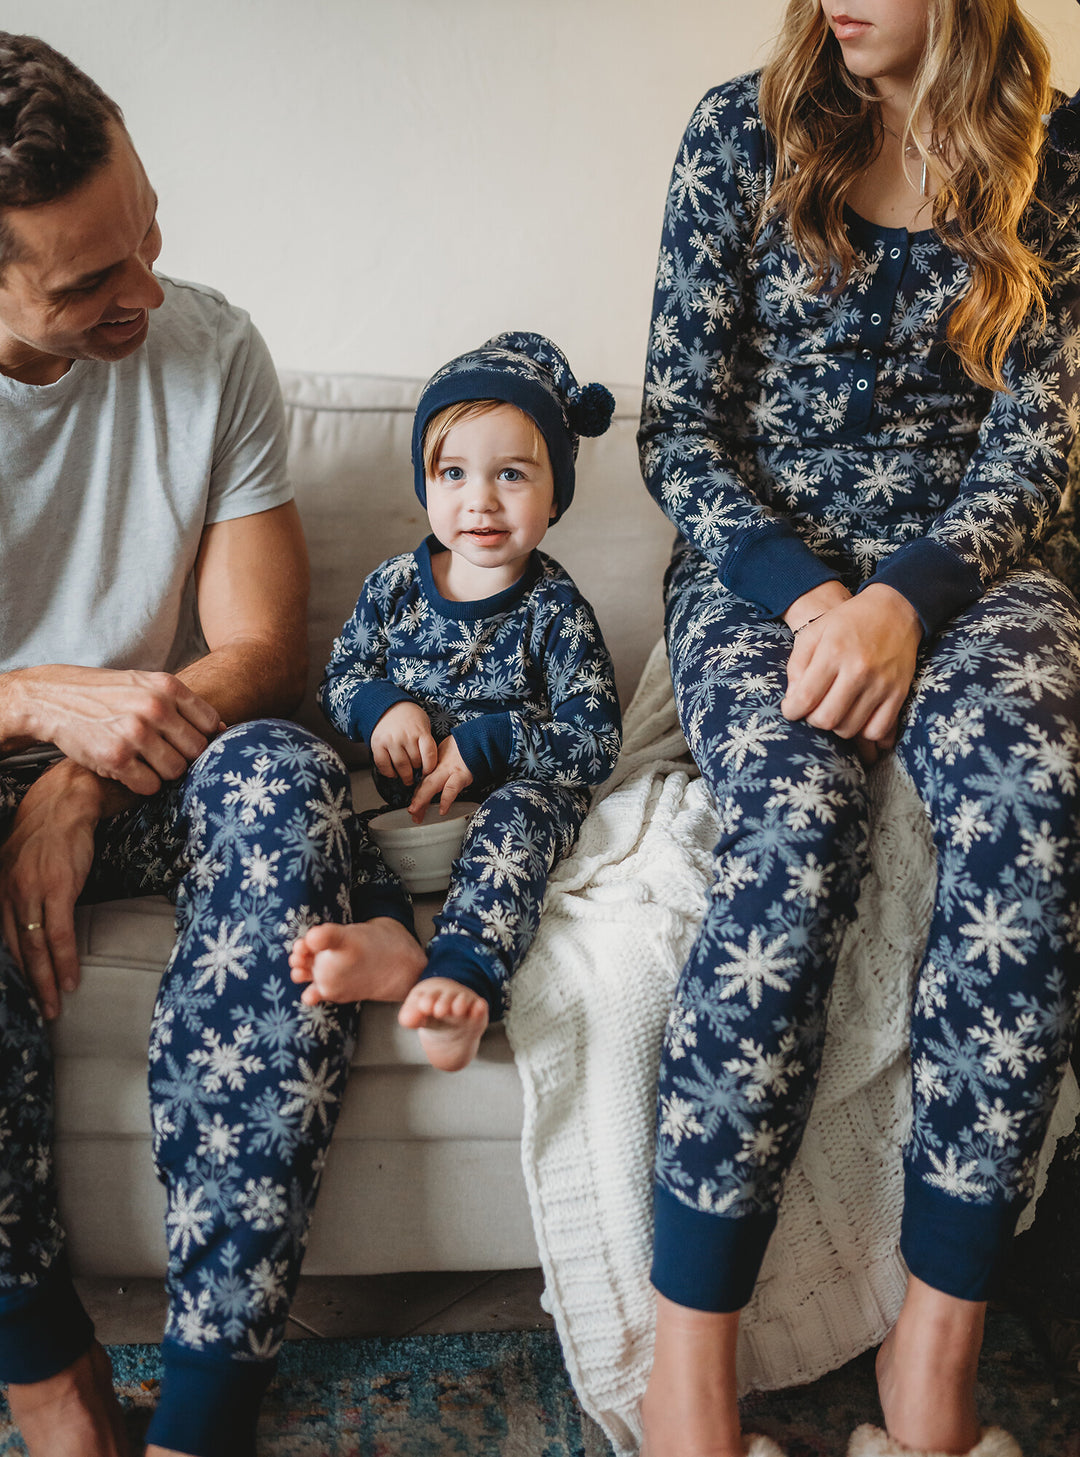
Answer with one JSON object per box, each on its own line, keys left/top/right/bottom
{"left": 0, "top": 357, "right": 91, "bottom": 405}
{"left": 415, "top": 536, "right": 542, "bottom": 622}
{"left": 843, "top": 202, "right": 948, "bottom": 247}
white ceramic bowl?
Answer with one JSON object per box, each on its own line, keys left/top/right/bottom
{"left": 368, "top": 801, "right": 475, "bottom": 894}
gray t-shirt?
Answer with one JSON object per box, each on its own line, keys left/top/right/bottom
{"left": 0, "top": 274, "right": 292, "bottom": 680}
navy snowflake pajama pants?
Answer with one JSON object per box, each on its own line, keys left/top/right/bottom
{"left": 408, "top": 778, "right": 590, "bottom": 1019}
{"left": 651, "top": 543, "right": 1080, "bottom": 1312}
{"left": 0, "top": 720, "right": 407, "bottom": 1457}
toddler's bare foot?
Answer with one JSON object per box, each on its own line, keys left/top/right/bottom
{"left": 398, "top": 977, "right": 489, "bottom": 1070}
{"left": 876, "top": 1276, "right": 984, "bottom": 1453}
{"left": 6, "top": 1342, "right": 129, "bottom": 1457}
{"left": 289, "top": 918, "right": 426, "bottom": 1004}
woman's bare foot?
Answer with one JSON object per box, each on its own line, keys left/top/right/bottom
{"left": 640, "top": 1292, "right": 743, "bottom": 1457}
{"left": 398, "top": 977, "right": 489, "bottom": 1070}
{"left": 289, "top": 917, "right": 426, "bottom": 1004}
{"left": 876, "top": 1275, "right": 984, "bottom": 1453}
{"left": 6, "top": 1342, "right": 129, "bottom": 1457}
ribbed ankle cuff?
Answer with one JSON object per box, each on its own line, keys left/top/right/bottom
{"left": 422, "top": 934, "right": 505, "bottom": 1019}
{"left": 353, "top": 887, "right": 417, "bottom": 936}
{"left": 651, "top": 1183, "right": 777, "bottom": 1312}
{"left": 145, "top": 1340, "right": 275, "bottom": 1457}
{"left": 0, "top": 1255, "right": 94, "bottom": 1384}
{"left": 900, "top": 1166, "right": 1022, "bottom": 1301}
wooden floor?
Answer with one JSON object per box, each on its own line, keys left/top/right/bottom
{"left": 75, "top": 1268, "right": 553, "bottom": 1345}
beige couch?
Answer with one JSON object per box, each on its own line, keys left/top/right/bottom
{"left": 53, "top": 369, "right": 674, "bottom": 1277}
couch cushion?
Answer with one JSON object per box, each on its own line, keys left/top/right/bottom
{"left": 61, "top": 901, "right": 514, "bottom": 1073}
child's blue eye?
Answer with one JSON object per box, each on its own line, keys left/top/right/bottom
{"left": 442, "top": 466, "right": 465, "bottom": 482}
{"left": 500, "top": 468, "right": 522, "bottom": 482}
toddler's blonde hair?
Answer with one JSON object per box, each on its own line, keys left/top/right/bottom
{"left": 422, "top": 400, "right": 545, "bottom": 481}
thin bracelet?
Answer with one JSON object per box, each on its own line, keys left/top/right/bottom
{"left": 792, "top": 615, "right": 822, "bottom": 636}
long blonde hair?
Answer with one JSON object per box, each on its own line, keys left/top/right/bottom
{"left": 758, "top": 0, "right": 1053, "bottom": 391}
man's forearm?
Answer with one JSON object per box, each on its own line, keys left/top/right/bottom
{"left": 177, "top": 632, "right": 308, "bottom": 726}
{"left": 0, "top": 668, "right": 48, "bottom": 753}
{"left": 21, "top": 635, "right": 306, "bottom": 827}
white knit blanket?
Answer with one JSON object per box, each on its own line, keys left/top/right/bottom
{"left": 506, "top": 639, "right": 1080, "bottom": 1455}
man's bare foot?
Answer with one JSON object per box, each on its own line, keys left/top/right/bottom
{"left": 640, "top": 1292, "right": 743, "bottom": 1457}
{"left": 6, "top": 1342, "right": 129, "bottom": 1457}
{"left": 398, "top": 977, "right": 489, "bottom": 1070}
{"left": 289, "top": 918, "right": 426, "bottom": 1004}
{"left": 876, "top": 1275, "right": 984, "bottom": 1453}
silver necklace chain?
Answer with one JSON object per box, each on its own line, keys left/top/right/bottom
{"left": 880, "top": 121, "right": 934, "bottom": 198}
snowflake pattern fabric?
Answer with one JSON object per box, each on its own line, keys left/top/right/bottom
{"left": 319, "top": 537, "right": 621, "bottom": 793}
{"left": 643, "top": 73, "right": 1080, "bottom": 1309}
{"left": 426, "top": 778, "right": 590, "bottom": 1017}
{"left": 0, "top": 721, "right": 370, "bottom": 1388}
{"left": 319, "top": 536, "right": 620, "bottom": 1013}
{"left": 639, "top": 72, "right": 1080, "bottom": 634}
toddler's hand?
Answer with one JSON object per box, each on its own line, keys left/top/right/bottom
{"left": 369, "top": 701, "right": 438, "bottom": 786}
{"left": 288, "top": 928, "right": 323, "bottom": 1003}
{"left": 409, "top": 735, "right": 474, "bottom": 821}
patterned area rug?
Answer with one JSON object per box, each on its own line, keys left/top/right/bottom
{"left": 0, "top": 1310, "right": 1076, "bottom": 1455}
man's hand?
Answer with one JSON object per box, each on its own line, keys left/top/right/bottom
{"left": 408, "top": 735, "right": 474, "bottom": 821}
{"left": 3, "top": 665, "right": 221, "bottom": 795}
{"left": 0, "top": 761, "right": 107, "bottom": 1019}
{"left": 369, "top": 701, "right": 438, "bottom": 787}
{"left": 781, "top": 582, "right": 922, "bottom": 752}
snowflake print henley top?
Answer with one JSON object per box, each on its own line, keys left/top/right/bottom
{"left": 318, "top": 537, "right": 622, "bottom": 791}
{"left": 639, "top": 71, "right": 1080, "bottom": 636}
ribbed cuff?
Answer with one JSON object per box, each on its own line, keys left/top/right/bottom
{"left": 863, "top": 538, "right": 982, "bottom": 637}
{"left": 352, "top": 882, "right": 416, "bottom": 936}
{"left": 650, "top": 1183, "right": 777, "bottom": 1312}
{"left": 452, "top": 714, "right": 514, "bottom": 785}
{"left": 900, "top": 1165, "right": 1022, "bottom": 1301}
{"left": 0, "top": 1255, "right": 95, "bottom": 1384}
{"left": 146, "top": 1340, "right": 276, "bottom": 1457}
{"left": 349, "top": 682, "right": 422, "bottom": 746}
{"left": 422, "top": 933, "right": 505, "bottom": 1019}
{"left": 722, "top": 522, "right": 842, "bottom": 617}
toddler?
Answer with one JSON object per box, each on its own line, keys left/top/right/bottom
{"left": 289, "top": 332, "right": 622, "bottom": 1069}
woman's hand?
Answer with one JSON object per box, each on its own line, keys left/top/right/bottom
{"left": 781, "top": 583, "right": 922, "bottom": 755}
{"left": 781, "top": 579, "right": 853, "bottom": 633}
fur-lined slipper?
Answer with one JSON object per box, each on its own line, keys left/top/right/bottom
{"left": 847, "top": 1424, "right": 1022, "bottom": 1457}
{"left": 641, "top": 1437, "right": 785, "bottom": 1457}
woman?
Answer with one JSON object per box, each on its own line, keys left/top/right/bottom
{"left": 637, "top": 3, "right": 1080, "bottom": 1454}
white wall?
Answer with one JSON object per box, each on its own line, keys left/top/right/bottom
{"left": 3, "top": 0, "right": 1078, "bottom": 384}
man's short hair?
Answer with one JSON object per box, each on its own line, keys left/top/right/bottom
{"left": 0, "top": 32, "right": 123, "bottom": 272}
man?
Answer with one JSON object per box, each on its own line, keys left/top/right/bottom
{"left": 0, "top": 33, "right": 423, "bottom": 1457}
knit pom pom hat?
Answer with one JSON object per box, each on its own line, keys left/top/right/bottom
{"left": 1048, "top": 84, "right": 1080, "bottom": 155}
{"left": 411, "top": 331, "right": 615, "bottom": 523}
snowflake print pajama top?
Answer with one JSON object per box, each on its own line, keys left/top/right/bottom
{"left": 640, "top": 72, "right": 1080, "bottom": 1311}
{"left": 319, "top": 536, "right": 622, "bottom": 1016}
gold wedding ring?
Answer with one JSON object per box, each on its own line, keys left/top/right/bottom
{"left": 23, "top": 921, "right": 43, "bottom": 932}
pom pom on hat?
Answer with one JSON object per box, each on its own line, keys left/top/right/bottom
{"left": 411, "top": 331, "right": 614, "bottom": 522}
{"left": 568, "top": 381, "right": 616, "bottom": 437}
{"left": 1048, "top": 87, "right": 1080, "bottom": 155}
